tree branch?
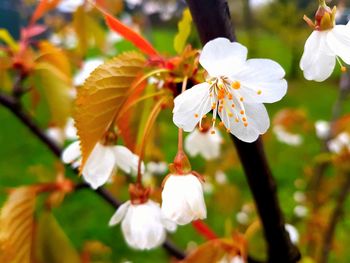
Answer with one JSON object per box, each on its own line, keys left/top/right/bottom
{"left": 0, "top": 91, "right": 186, "bottom": 260}
{"left": 319, "top": 173, "right": 350, "bottom": 263}
{"left": 185, "top": 0, "right": 300, "bottom": 262}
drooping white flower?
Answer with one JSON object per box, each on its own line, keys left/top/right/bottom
{"left": 185, "top": 128, "right": 222, "bottom": 160}
{"left": 315, "top": 120, "right": 330, "bottom": 139}
{"left": 328, "top": 132, "right": 350, "bottom": 154}
{"left": 109, "top": 200, "right": 176, "bottom": 250}
{"left": 215, "top": 170, "right": 228, "bottom": 185}
{"left": 300, "top": 3, "right": 350, "bottom": 81}
{"left": 273, "top": 125, "right": 303, "bottom": 146}
{"left": 62, "top": 141, "right": 143, "bottom": 189}
{"left": 173, "top": 38, "right": 287, "bottom": 143}
{"left": 161, "top": 174, "right": 207, "bottom": 225}
{"left": 73, "top": 58, "right": 104, "bottom": 86}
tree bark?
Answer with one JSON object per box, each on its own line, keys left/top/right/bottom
{"left": 185, "top": 0, "right": 301, "bottom": 262}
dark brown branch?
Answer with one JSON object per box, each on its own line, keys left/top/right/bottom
{"left": 319, "top": 174, "right": 350, "bottom": 263}
{"left": 185, "top": 0, "right": 300, "bottom": 262}
{"left": 0, "top": 91, "right": 186, "bottom": 260}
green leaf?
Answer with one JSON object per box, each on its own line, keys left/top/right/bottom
{"left": 35, "top": 211, "right": 80, "bottom": 263}
{"left": 174, "top": 8, "right": 192, "bottom": 54}
{"left": 0, "top": 29, "right": 19, "bottom": 51}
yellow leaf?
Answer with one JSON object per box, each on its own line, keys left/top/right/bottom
{"left": 34, "top": 62, "right": 73, "bottom": 127}
{"left": 0, "top": 187, "right": 37, "bottom": 263}
{"left": 36, "top": 41, "right": 72, "bottom": 79}
{"left": 35, "top": 211, "right": 80, "bottom": 263}
{"left": 74, "top": 51, "right": 146, "bottom": 169}
{"left": 174, "top": 9, "right": 192, "bottom": 54}
{"left": 0, "top": 29, "right": 19, "bottom": 51}
{"left": 73, "top": 7, "right": 106, "bottom": 56}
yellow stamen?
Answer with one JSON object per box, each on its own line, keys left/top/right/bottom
{"left": 240, "top": 97, "right": 244, "bottom": 102}
{"left": 257, "top": 90, "right": 262, "bottom": 95}
{"left": 194, "top": 114, "right": 199, "bottom": 118}
{"left": 341, "top": 66, "right": 347, "bottom": 72}
{"left": 231, "top": 81, "right": 241, "bottom": 89}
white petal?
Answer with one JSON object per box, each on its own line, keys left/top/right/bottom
{"left": 185, "top": 128, "right": 222, "bottom": 160}
{"left": 112, "top": 146, "right": 142, "bottom": 174}
{"left": 234, "top": 59, "right": 288, "bottom": 103}
{"left": 300, "top": 31, "right": 336, "bottom": 82}
{"left": 108, "top": 201, "right": 131, "bottom": 226}
{"left": 61, "top": 140, "right": 81, "bottom": 164}
{"left": 82, "top": 144, "right": 116, "bottom": 189}
{"left": 57, "top": 0, "right": 84, "bottom": 13}
{"left": 285, "top": 224, "right": 299, "bottom": 244}
{"left": 173, "top": 83, "right": 211, "bottom": 132}
{"left": 221, "top": 103, "right": 270, "bottom": 143}
{"left": 200, "top": 38, "right": 247, "bottom": 77}
{"left": 315, "top": 120, "right": 330, "bottom": 139}
{"left": 327, "top": 25, "right": 350, "bottom": 65}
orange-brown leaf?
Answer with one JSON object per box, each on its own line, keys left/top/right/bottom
{"left": 30, "top": 0, "right": 61, "bottom": 24}
{"left": 94, "top": 4, "right": 158, "bottom": 56}
{"left": 0, "top": 187, "right": 37, "bottom": 263}
{"left": 74, "top": 51, "right": 146, "bottom": 169}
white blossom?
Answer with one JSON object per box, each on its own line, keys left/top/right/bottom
{"left": 74, "top": 58, "right": 104, "bottom": 86}
{"left": 285, "top": 224, "right": 299, "bottom": 244}
{"left": 46, "top": 118, "right": 77, "bottom": 145}
{"left": 161, "top": 174, "right": 207, "bottom": 225}
{"left": 294, "top": 205, "right": 309, "bottom": 218}
{"left": 300, "top": 19, "right": 350, "bottom": 81}
{"left": 315, "top": 120, "right": 330, "bottom": 139}
{"left": 173, "top": 38, "right": 287, "bottom": 143}
{"left": 57, "top": 0, "right": 84, "bottom": 13}
{"left": 273, "top": 125, "right": 303, "bottom": 146}
{"left": 185, "top": 128, "right": 223, "bottom": 160}
{"left": 109, "top": 200, "right": 176, "bottom": 250}
{"left": 328, "top": 132, "right": 350, "bottom": 154}
{"left": 61, "top": 141, "right": 143, "bottom": 189}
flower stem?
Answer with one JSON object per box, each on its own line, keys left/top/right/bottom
{"left": 136, "top": 97, "right": 166, "bottom": 186}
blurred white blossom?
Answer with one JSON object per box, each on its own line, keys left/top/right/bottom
{"left": 315, "top": 120, "right": 330, "bottom": 140}
{"left": 328, "top": 132, "right": 350, "bottom": 154}
{"left": 74, "top": 58, "right": 104, "bottom": 86}
{"left": 273, "top": 125, "right": 302, "bottom": 146}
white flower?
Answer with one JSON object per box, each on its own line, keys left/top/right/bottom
{"left": 273, "top": 125, "right": 303, "bottom": 146}
{"left": 45, "top": 118, "right": 78, "bottom": 145}
{"left": 61, "top": 141, "right": 143, "bottom": 189}
{"left": 146, "top": 161, "right": 168, "bottom": 175}
{"left": 57, "top": 0, "right": 84, "bottom": 13}
{"left": 328, "top": 132, "right": 350, "bottom": 153}
{"left": 161, "top": 174, "right": 207, "bottom": 225}
{"left": 315, "top": 120, "right": 330, "bottom": 139}
{"left": 109, "top": 200, "right": 176, "bottom": 250}
{"left": 285, "top": 224, "right": 299, "bottom": 244}
{"left": 173, "top": 38, "right": 287, "bottom": 143}
{"left": 300, "top": 20, "right": 350, "bottom": 81}
{"left": 73, "top": 58, "right": 104, "bottom": 86}
{"left": 185, "top": 128, "right": 222, "bottom": 160}
{"left": 215, "top": 170, "right": 228, "bottom": 185}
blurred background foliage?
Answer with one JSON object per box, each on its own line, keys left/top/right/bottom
{"left": 1, "top": 0, "right": 350, "bottom": 262}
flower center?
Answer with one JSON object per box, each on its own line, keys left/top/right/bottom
{"left": 195, "top": 76, "right": 256, "bottom": 134}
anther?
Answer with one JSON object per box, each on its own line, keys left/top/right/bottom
{"left": 211, "top": 130, "right": 216, "bottom": 134}
{"left": 240, "top": 110, "right": 245, "bottom": 115}
{"left": 194, "top": 114, "right": 199, "bottom": 118}
{"left": 231, "top": 81, "right": 241, "bottom": 89}
{"left": 240, "top": 97, "right": 244, "bottom": 102}
{"left": 228, "top": 112, "right": 233, "bottom": 117}
{"left": 242, "top": 117, "right": 247, "bottom": 122}
{"left": 219, "top": 121, "right": 224, "bottom": 127}
{"left": 341, "top": 66, "right": 347, "bottom": 72}
{"left": 231, "top": 104, "right": 235, "bottom": 108}
{"left": 257, "top": 90, "right": 262, "bottom": 95}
